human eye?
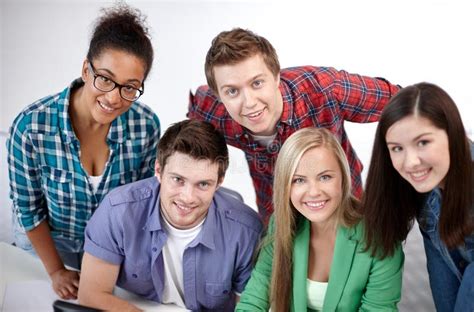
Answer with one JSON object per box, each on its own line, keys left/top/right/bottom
{"left": 97, "top": 75, "right": 111, "bottom": 83}
{"left": 122, "top": 85, "right": 139, "bottom": 97}
{"left": 417, "top": 140, "right": 430, "bottom": 147}
{"left": 252, "top": 79, "right": 264, "bottom": 88}
{"left": 292, "top": 177, "right": 305, "bottom": 184}
{"left": 172, "top": 176, "right": 183, "bottom": 184}
{"left": 319, "top": 174, "right": 332, "bottom": 182}
{"left": 225, "top": 88, "right": 238, "bottom": 97}
{"left": 123, "top": 85, "right": 137, "bottom": 92}
{"left": 198, "top": 181, "right": 210, "bottom": 190}
{"left": 389, "top": 145, "right": 403, "bottom": 153}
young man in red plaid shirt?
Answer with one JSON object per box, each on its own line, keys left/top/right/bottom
{"left": 188, "top": 28, "right": 400, "bottom": 223}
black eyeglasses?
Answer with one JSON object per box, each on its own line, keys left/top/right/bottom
{"left": 88, "top": 61, "right": 144, "bottom": 101}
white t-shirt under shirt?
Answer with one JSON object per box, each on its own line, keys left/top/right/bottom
{"left": 251, "top": 133, "right": 277, "bottom": 148}
{"left": 88, "top": 175, "right": 102, "bottom": 194}
{"left": 307, "top": 278, "right": 328, "bottom": 311}
{"left": 160, "top": 213, "right": 205, "bottom": 308}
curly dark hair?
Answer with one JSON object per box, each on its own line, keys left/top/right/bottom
{"left": 87, "top": 3, "right": 154, "bottom": 79}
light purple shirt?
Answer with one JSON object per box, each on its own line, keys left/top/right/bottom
{"left": 84, "top": 177, "right": 262, "bottom": 311}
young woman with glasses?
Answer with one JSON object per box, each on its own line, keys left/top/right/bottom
{"left": 6, "top": 4, "right": 160, "bottom": 300}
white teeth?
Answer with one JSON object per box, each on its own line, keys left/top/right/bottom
{"left": 305, "top": 201, "right": 325, "bottom": 208}
{"left": 246, "top": 110, "right": 263, "bottom": 118}
{"left": 176, "top": 203, "right": 192, "bottom": 211}
{"left": 411, "top": 170, "right": 429, "bottom": 178}
{"left": 98, "top": 101, "right": 115, "bottom": 112}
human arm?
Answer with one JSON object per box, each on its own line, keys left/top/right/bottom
{"left": 78, "top": 253, "right": 141, "bottom": 311}
{"left": 359, "top": 244, "right": 404, "bottom": 311}
{"left": 326, "top": 67, "right": 400, "bottom": 123}
{"left": 235, "top": 231, "right": 274, "bottom": 311}
{"left": 187, "top": 87, "right": 229, "bottom": 129}
{"left": 420, "top": 230, "right": 459, "bottom": 311}
{"left": 26, "top": 221, "right": 79, "bottom": 299}
{"left": 7, "top": 113, "right": 79, "bottom": 299}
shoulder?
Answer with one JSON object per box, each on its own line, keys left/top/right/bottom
{"left": 213, "top": 189, "right": 263, "bottom": 233}
{"left": 188, "top": 85, "right": 228, "bottom": 120}
{"left": 119, "top": 101, "right": 160, "bottom": 143}
{"left": 280, "top": 66, "right": 339, "bottom": 94}
{"left": 9, "top": 91, "right": 63, "bottom": 136}
{"left": 341, "top": 221, "right": 403, "bottom": 262}
{"left": 105, "top": 177, "right": 158, "bottom": 207}
{"left": 280, "top": 66, "right": 338, "bottom": 81}
{"left": 125, "top": 101, "right": 160, "bottom": 129}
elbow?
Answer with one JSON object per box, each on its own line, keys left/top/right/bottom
{"left": 77, "top": 287, "right": 98, "bottom": 309}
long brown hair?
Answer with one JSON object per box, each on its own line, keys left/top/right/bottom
{"left": 270, "top": 128, "right": 360, "bottom": 311}
{"left": 363, "top": 82, "right": 473, "bottom": 258}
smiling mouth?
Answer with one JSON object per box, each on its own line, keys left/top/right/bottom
{"left": 244, "top": 108, "right": 265, "bottom": 119}
{"left": 174, "top": 202, "right": 196, "bottom": 213}
{"left": 409, "top": 169, "right": 430, "bottom": 181}
{"left": 304, "top": 200, "right": 327, "bottom": 210}
{"left": 98, "top": 101, "right": 116, "bottom": 113}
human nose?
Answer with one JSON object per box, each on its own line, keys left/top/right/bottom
{"left": 307, "top": 181, "right": 322, "bottom": 197}
{"left": 104, "top": 86, "right": 122, "bottom": 104}
{"left": 242, "top": 88, "right": 257, "bottom": 109}
{"left": 180, "top": 184, "right": 195, "bottom": 202}
{"left": 403, "top": 148, "right": 421, "bottom": 169}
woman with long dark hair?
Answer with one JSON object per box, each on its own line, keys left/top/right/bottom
{"left": 362, "top": 82, "right": 473, "bottom": 311}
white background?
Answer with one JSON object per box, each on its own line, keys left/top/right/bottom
{"left": 1, "top": 1, "right": 472, "bottom": 310}
{"left": 1, "top": 0, "right": 473, "bottom": 237}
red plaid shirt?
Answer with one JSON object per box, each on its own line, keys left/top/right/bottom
{"left": 188, "top": 66, "right": 399, "bottom": 222}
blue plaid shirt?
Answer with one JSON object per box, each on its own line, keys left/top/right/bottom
{"left": 7, "top": 78, "right": 160, "bottom": 241}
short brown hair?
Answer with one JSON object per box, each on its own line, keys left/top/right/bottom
{"left": 157, "top": 120, "right": 229, "bottom": 181}
{"left": 204, "top": 28, "right": 280, "bottom": 93}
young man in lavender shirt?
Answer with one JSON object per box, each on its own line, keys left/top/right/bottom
{"left": 78, "top": 119, "right": 263, "bottom": 311}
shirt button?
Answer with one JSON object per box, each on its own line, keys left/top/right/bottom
{"left": 152, "top": 247, "right": 157, "bottom": 252}
{"left": 132, "top": 274, "right": 138, "bottom": 278}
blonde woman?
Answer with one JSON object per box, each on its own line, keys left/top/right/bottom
{"left": 236, "top": 128, "right": 404, "bottom": 311}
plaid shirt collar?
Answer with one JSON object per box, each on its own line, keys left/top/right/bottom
{"left": 57, "top": 78, "right": 129, "bottom": 145}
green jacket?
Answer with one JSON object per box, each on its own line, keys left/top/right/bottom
{"left": 236, "top": 218, "right": 404, "bottom": 311}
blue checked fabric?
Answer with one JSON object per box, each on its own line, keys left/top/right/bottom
{"left": 7, "top": 79, "right": 160, "bottom": 241}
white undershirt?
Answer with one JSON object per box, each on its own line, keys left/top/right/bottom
{"left": 251, "top": 133, "right": 277, "bottom": 147}
{"left": 88, "top": 175, "right": 102, "bottom": 194}
{"left": 307, "top": 278, "right": 328, "bottom": 311}
{"left": 160, "top": 213, "right": 205, "bottom": 308}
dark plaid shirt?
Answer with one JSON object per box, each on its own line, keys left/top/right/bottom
{"left": 188, "top": 66, "right": 400, "bottom": 222}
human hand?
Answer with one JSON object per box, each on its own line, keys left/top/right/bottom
{"left": 50, "top": 268, "right": 80, "bottom": 300}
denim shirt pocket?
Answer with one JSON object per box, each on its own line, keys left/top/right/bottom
{"left": 204, "top": 281, "right": 232, "bottom": 309}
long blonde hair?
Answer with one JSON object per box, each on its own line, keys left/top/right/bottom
{"left": 270, "top": 128, "right": 360, "bottom": 311}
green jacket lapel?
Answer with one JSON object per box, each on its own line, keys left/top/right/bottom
{"left": 323, "top": 225, "right": 358, "bottom": 311}
{"left": 292, "top": 219, "right": 310, "bottom": 312}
